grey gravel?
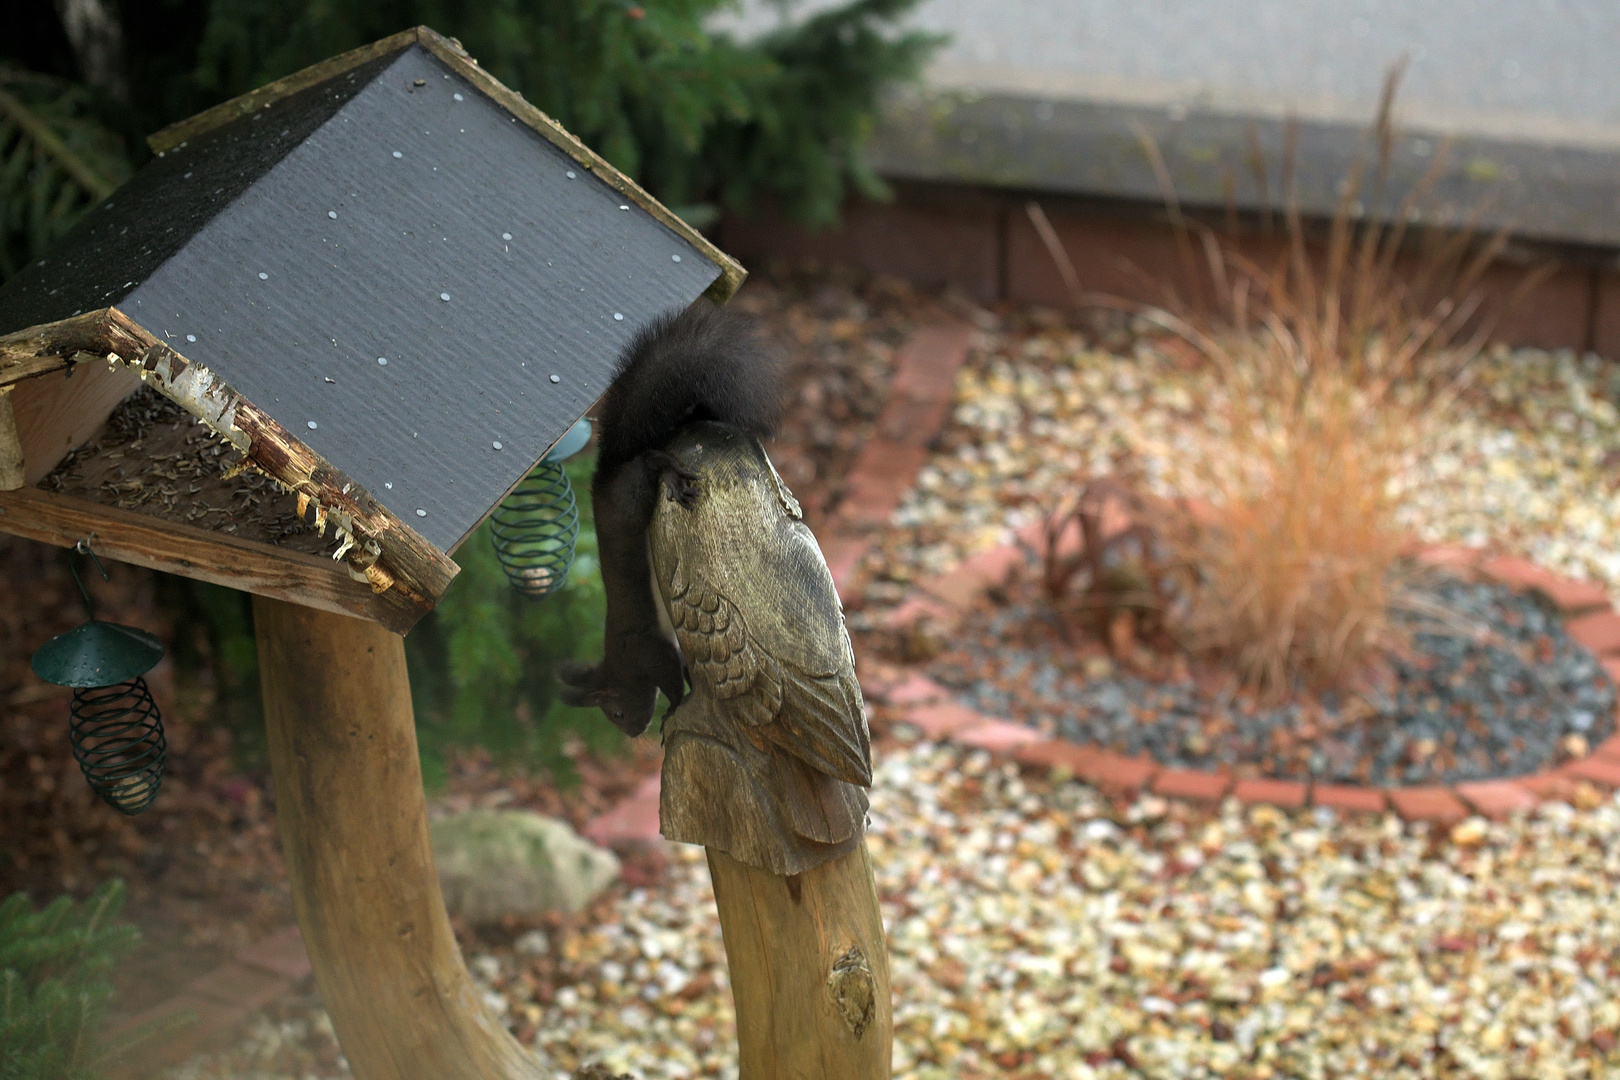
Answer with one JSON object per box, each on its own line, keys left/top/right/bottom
{"left": 934, "top": 574, "right": 1616, "bottom": 785}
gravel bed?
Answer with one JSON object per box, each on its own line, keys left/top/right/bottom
{"left": 931, "top": 573, "right": 1616, "bottom": 786}
{"left": 725, "top": 265, "right": 939, "bottom": 530}
{"left": 168, "top": 738, "right": 1620, "bottom": 1080}
{"left": 876, "top": 742, "right": 1620, "bottom": 1080}
{"left": 149, "top": 287, "right": 1620, "bottom": 1078}
{"left": 874, "top": 323, "right": 1620, "bottom": 595}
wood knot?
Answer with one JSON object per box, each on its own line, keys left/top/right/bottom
{"left": 826, "top": 944, "right": 875, "bottom": 1040}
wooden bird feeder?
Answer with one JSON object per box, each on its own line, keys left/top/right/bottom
{"left": 0, "top": 26, "right": 740, "bottom": 633}
{"left": 0, "top": 27, "right": 794, "bottom": 1080}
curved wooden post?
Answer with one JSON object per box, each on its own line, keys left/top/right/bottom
{"left": 706, "top": 843, "right": 892, "bottom": 1078}
{"left": 253, "top": 596, "right": 544, "bottom": 1080}
{"left": 642, "top": 425, "right": 894, "bottom": 1079}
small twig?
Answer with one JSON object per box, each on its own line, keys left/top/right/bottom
{"left": 1130, "top": 119, "right": 1203, "bottom": 300}
{"left": 1024, "top": 201, "right": 1084, "bottom": 308}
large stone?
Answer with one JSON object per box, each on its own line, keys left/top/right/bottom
{"left": 430, "top": 810, "right": 619, "bottom": 923}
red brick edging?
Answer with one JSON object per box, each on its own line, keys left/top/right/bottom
{"left": 858, "top": 522, "right": 1620, "bottom": 826}
{"left": 854, "top": 545, "right": 1620, "bottom": 823}
{"left": 104, "top": 925, "right": 312, "bottom": 1077}
{"left": 822, "top": 319, "right": 976, "bottom": 597}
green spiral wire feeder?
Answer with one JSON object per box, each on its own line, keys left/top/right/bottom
{"left": 490, "top": 419, "right": 592, "bottom": 598}
{"left": 31, "top": 541, "right": 167, "bottom": 815}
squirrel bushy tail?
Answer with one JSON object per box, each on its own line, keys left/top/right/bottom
{"left": 593, "top": 301, "right": 783, "bottom": 476}
{"left": 561, "top": 301, "right": 783, "bottom": 736}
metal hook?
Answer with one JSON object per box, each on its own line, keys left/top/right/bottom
{"left": 70, "top": 537, "right": 107, "bottom": 619}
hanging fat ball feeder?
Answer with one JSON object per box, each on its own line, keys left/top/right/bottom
{"left": 490, "top": 419, "right": 591, "bottom": 598}
{"left": 30, "top": 541, "right": 167, "bottom": 815}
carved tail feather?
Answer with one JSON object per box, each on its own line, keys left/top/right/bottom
{"left": 778, "top": 752, "right": 868, "bottom": 846}
{"left": 761, "top": 662, "right": 872, "bottom": 788}
{"left": 660, "top": 696, "right": 864, "bottom": 876}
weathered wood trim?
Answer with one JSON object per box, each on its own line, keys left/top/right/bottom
{"left": 0, "top": 487, "right": 429, "bottom": 633}
{"left": 412, "top": 27, "right": 747, "bottom": 304}
{"left": 142, "top": 27, "right": 746, "bottom": 303}
{"left": 0, "top": 308, "right": 458, "bottom": 624}
{"left": 0, "top": 387, "right": 21, "bottom": 490}
{"left": 145, "top": 31, "right": 419, "bottom": 154}
{"left": 0, "top": 309, "right": 133, "bottom": 387}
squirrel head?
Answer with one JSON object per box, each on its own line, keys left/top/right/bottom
{"left": 557, "top": 664, "right": 657, "bottom": 738}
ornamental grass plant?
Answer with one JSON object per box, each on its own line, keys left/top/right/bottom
{"left": 1167, "top": 322, "right": 1419, "bottom": 696}
{"left": 1037, "top": 65, "right": 1552, "bottom": 698}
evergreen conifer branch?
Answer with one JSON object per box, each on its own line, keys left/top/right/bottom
{"left": 0, "top": 89, "right": 116, "bottom": 199}
{"left": 0, "top": 881, "right": 142, "bottom": 1079}
{"left": 0, "top": 66, "right": 130, "bottom": 278}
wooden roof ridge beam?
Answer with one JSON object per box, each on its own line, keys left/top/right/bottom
{"left": 146, "top": 26, "right": 745, "bottom": 304}
{"left": 0, "top": 307, "right": 457, "bottom": 611}
{"left": 145, "top": 29, "right": 420, "bottom": 155}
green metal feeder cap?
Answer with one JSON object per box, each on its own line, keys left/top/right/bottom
{"left": 31, "top": 621, "right": 165, "bottom": 688}
{"left": 543, "top": 419, "right": 592, "bottom": 463}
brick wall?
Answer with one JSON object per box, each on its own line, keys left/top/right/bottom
{"left": 720, "top": 181, "right": 1620, "bottom": 357}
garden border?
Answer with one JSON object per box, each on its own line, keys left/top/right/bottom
{"left": 586, "top": 319, "right": 1620, "bottom": 846}
{"left": 858, "top": 539, "right": 1620, "bottom": 824}
{"left": 822, "top": 322, "right": 1620, "bottom": 825}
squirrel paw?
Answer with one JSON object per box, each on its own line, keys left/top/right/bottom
{"left": 558, "top": 630, "right": 685, "bottom": 737}
{"left": 664, "top": 470, "right": 700, "bottom": 509}
{"left": 646, "top": 450, "right": 700, "bottom": 508}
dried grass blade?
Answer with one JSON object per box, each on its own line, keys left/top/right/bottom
{"left": 1025, "top": 200, "right": 1084, "bottom": 308}
{"left": 1132, "top": 120, "right": 1203, "bottom": 299}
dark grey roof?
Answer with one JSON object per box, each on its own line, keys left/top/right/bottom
{"left": 0, "top": 40, "right": 729, "bottom": 552}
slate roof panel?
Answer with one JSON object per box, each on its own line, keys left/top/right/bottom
{"left": 0, "top": 51, "right": 400, "bottom": 335}
{"left": 0, "top": 43, "right": 722, "bottom": 553}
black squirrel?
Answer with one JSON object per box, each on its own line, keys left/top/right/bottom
{"left": 559, "top": 300, "right": 784, "bottom": 736}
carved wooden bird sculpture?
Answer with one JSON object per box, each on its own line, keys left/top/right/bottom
{"left": 648, "top": 421, "right": 871, "bottom": 875}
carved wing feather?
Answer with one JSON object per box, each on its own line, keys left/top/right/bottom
{"left": 652, "top": 430, "right": 872, "bottom": 792}
{"left": 663, "top": 558, "right": 869, "bottom": 787}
